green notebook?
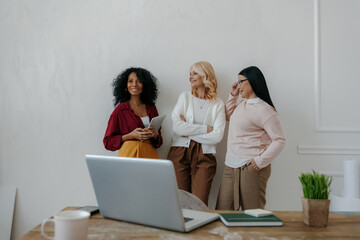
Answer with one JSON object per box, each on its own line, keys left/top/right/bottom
{"left": 219, "top": 213, "right": 283, "bottom": 226}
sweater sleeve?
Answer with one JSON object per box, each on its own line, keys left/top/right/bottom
{"left": 253, "top": 114, "right": 286, "bottom": 169}
{"left": 190, "top": 101, "right": 226, "bottom": 145}
{"left": 172, "top": 93, "right": 208, "bottom": 136}
{"left": 225, "top": 93, "right": 239, "bottom": 120}
{"left": 103, "top": 110, "right": 123, "bottom": 151}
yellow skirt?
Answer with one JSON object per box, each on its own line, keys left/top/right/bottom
{"left": 117, "top": 140, "right": 159, "bottom": 159}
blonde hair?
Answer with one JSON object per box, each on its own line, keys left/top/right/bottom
{"left": 190, "top": 61, "right": 218, "bottom": 100}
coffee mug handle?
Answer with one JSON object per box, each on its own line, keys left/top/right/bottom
{"left": 41, "top": 218, "right": 55, "bottom": 240}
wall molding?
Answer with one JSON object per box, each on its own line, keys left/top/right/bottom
{"left": 314, "top": 0, "right": 360, "bottom": 133}
{"left": 298, "top": 144, "right": 360, "bottom": 155}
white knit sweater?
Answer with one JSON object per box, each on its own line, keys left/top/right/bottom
{"left": 170, "top": 91, "right": 226, "bottom": 154}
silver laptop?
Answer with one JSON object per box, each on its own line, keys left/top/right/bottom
{"left": 85, "top": 155, "right": 219, "bottom": 232}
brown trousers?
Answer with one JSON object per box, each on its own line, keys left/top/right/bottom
{"left": 216, "top": 164, "right": 271, "bottom": 210}
{"left": 167, "top": 140, "right": 217, "bottom": 206}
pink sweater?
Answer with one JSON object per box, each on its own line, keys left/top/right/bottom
{"left": 225, "top": 94, "right": 286, "bottom": 169}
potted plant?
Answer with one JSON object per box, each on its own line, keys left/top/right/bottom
{"left": 299, "top": 170, "right": 333, "bottom": 227}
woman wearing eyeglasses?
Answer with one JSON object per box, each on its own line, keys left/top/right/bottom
{"left": 216, "top": 66, "right": 286, "bottom": 210}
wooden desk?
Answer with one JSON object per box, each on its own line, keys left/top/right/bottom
{"left": 20, "top": 207, "right": 360, "bottom": 239}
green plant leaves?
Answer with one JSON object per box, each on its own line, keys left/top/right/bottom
{"left": 299, "top": 170, "right": 333, "bottom": 199}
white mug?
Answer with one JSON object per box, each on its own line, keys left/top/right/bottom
{"left": 41, "top": 210, "right": 90, "bottom": 240}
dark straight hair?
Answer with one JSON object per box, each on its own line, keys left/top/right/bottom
{"left": 239, "top": 66, "right": 276, "bottom": 110}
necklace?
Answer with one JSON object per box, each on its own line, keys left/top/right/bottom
{"left": 198, "top": 98, "right": 207, "bottom": 110}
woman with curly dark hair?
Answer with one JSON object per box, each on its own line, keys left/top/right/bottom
{"left": 103, "top": 67, "right": 162, "bottom": 158}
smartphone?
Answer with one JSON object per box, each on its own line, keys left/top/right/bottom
{"left": 77, "top": 206, "right": 99, "bottom": 215}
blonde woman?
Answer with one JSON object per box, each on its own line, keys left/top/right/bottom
{"left": 167, "top": 61, "right": 226, "bottom": 205}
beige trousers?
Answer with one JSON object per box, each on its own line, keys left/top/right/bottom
{"left": 216, "top": 164, "right": 271, "bottom": 210}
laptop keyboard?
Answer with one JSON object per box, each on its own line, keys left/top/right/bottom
{"left": 184, "top": 217, "right": 194, "bottom": 223}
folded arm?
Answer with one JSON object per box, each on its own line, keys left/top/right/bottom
{"left": 190, "top": 103, "right": 226, "bottom": 145}
{"left": 171, "top": 94, "right": 208, "bottom": 136}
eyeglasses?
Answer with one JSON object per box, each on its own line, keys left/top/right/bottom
{"left": 237, "top": 79, "right": 248, "bottom": 85}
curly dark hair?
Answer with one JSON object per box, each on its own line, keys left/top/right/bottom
{"left": 112, "top": 67, "right": 158, "bottom": 106}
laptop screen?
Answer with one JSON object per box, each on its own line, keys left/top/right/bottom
{"left": 85, "top": 155, "right": 185, "bottom": 231}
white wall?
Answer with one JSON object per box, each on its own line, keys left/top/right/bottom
{"left": 1, "top": 0, "right": 359, "bottom": 239}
